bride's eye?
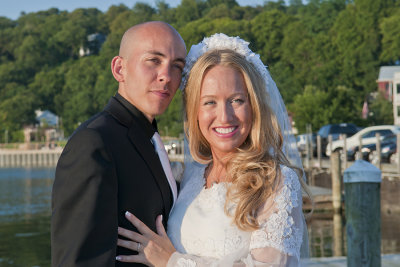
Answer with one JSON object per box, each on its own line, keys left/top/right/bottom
{"left": 203, "top": 100, "right": 216, "bottom": 105}
{"left": 231, "top": 98, "right": 244, "bottom": 104}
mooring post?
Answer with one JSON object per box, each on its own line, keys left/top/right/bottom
{"left": 333, "top": 212, "right": 344, "bottom": 256}
{"left": 331, "top": 151, "right": 342, "bottom": 214}
{"left": 343, "top": 160, "right": 381, "bottom": 267}
{"left": 342, "top": 134, "right": 347, "bottom": 170}
{"left": 331, "top": 150, "right": 344, "bottom": 256}
{"left": 375, "top": 133, "right": 381, "bottom": 169}
{"left": 317, "top": 135, "right": 321, "bottom": 169}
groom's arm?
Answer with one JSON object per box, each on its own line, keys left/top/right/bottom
{"left": 51, "top": 128, "right": 117, "bottom": 267}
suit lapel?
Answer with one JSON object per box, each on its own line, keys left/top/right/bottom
{"left": 104, "top": 98, "right": 172, "bottom": 214}
{"left": 127, "top": 124, "right": 172, "bottom": 212}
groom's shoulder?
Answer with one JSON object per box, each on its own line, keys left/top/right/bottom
{"left": 73, "top": 111, "right": 111, "bottom": 134}
{"left": 67, "top": 108, "right": 124, "bottom": 145}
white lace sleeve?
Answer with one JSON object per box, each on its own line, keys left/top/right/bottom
{"left": 248, "top": 165, "right": 304, "bottom": 266}
{"left": 166, "top": 166, "right": 306, "bottom": 267}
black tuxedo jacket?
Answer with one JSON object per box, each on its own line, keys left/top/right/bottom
{"left": 51, "top": 96, "right": 173, "bottom": 266}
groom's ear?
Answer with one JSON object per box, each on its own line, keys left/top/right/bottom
{"left": 111, "top": 56, "right": 124, "bottom": 82}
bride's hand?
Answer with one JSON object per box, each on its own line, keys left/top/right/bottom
{"left": 116, "top": 211, "right": 176, "bottom": 267}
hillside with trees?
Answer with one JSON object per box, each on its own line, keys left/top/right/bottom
{"left": 0, "top": 0, "right": 398, "bottom": 141}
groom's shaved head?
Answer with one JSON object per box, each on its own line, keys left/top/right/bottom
{"left": 119, "top": 21, "right": 185, "bottom": 60}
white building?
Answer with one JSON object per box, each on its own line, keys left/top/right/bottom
{"left": 377, "top": 66, "right": 400, "bottom": 125}
{"left": 393, "top": 73, "right": 400, "bottom": 125}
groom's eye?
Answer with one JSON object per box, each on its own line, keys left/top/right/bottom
{"left": 173, "top": 63, "right": 184, "bottom": 72}
{"left": 148, "top": 58, "right": 161, "bottom": 64}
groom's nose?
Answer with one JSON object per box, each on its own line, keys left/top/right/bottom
{"left": 157, "top": 64, "right": 172, "bottom": 86}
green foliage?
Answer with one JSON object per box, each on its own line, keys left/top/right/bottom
{"left": 0, "top": 0, "right": 399, "bottom": 140}
{"left": 157, "top": 90, "right": 184, "bottom": 137}
{"left": 367, "top": 92, "right": 394, "bottom": 125}
{"left": 291, "top": 85, "right": 331, "bottom": 133}
{"left": 290, "top": 85, "right": 362, "bottom": 133}
{"left": 380, "top": 8, "right": 400, "bottom": 63}
{"left": 251, "top": 9, "right": 292, "bottom": 64}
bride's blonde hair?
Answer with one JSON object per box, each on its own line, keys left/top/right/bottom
{"left": 184, "top": 49, "right": 307, "bottom": 231}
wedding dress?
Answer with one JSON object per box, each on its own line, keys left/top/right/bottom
{"left": 167, "top": 162, "right": 305, "bottom": 267}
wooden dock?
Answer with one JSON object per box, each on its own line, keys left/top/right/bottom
{"left": 303, "top": 185, "right": 333, "bottom": 212}
{"left": 0, "top": 148, "right": 62, "bottom": 167}
{"left": 302, "top": 253, "right": 400, "bottom": 266}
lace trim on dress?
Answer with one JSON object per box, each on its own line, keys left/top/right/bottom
{"left": 181, "top": 182, "right": 250, "bottom": 259}
{"left": 249, "top": 166, "right": 303, "bottom": 261}
{"left": 196, "top": 183, "right": 227, "bottom": 210}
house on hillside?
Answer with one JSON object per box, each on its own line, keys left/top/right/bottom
{"left": 22, "top": 110, "right": 64, "bottom": 149}
{"left": 79, "top": 33, "right": 106, "bottom": 57}
{"left": 377, "top": 66, "right": 400, "bottom": 125}
{"left": 35, "top": 110, "right": 59, "bottom": 127}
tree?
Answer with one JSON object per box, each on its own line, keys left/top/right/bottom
{"left": 28, "top": 64, "right": 67, "bottom": 113}
{"left": 251, "top": 10, "right": 292, "bottom": 65}
{"left": 153, "top": 1, "right": 176, "bottom": 23}
{"left": 380, "top": 8, "right": 400, "bottom": 64}
{"left": 290, "top": 85, "right": 362, "bottom": 133}
{"left": 157, "top": 90, "right": 184, "bottom": 137}
{"left": 56, "top": 57, "right": 99, "bottom": 135}
{"left": 53, "top": 8, "right": 104, "bottom": 58}
{"left": 290, "top": 85, "right": 331, "bottom": 133}
{"left": 174, "top": 0, "right": 205, "bottom": 27}
{"left": 103, "top": 4, "right": 130, "bottom": 33}
{"left": 367, "top": 92, "right": 394, "bottom": 125}
{"left": 0, "top": 83, "right": 36, "bottom": 142}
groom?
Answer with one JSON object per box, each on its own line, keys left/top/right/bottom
{"left": 51, "top": 21, "right": 186, "bottom": 266}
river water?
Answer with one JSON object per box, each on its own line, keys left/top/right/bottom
{"left": 0, "top": 168, "right": 399, "bottom": 266}
{"left": 0, "top": 168, "right": 54, "bottom": 266}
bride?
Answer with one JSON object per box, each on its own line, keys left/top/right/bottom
{"left": 116, "top": 33, "right": 310, "bottom": 266}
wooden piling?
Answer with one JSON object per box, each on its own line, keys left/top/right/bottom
{"left": 305, "top": 132, "right": 310, "bottom": 169}
{"left": 344, "top": 161, "right": 381, "bottom": 267}
{"left": 333, "top": 213, "right": 344, "bottom": 256}
{"left": 358, "top": 135, "right": 363, "bottom": 160}
{"left": 317, "top": 135, "right": 322, "bottom": 169}
{"left": 331, "top": 151, "right": 342, "bottom": 213}
{"left": 342, "top": 134, "right": 347, "bottom": 170}
{"left": 375, "top": 133, "right": 381, "bottom": 168}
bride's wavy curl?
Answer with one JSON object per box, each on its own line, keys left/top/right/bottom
{"left": 184, "top": 49, "right": 296, "bottom": 231}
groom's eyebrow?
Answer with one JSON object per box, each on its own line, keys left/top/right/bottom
{"left": 147, "top": 50, "right": 186, "bottom": 65}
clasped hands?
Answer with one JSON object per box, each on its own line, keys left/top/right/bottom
{"left": 116, "top": 211, "right": 176, "bottom": 267}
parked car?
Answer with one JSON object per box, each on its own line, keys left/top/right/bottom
{"left": 296, "top": 133, "right": 317, "bottom": 155}
{"left": 367, "top": 135, "right": 397, "bottom": 164}
{"left": 347, "top": 134, "right": 396, "bottom": 161}
{"left": 317, "top": 123, "right": 359, "bottom": 156}
{"left": 327, "top": 125, "right": 400, "bottom": 156}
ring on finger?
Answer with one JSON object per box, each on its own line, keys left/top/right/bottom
{"left": 137, "top": 242, "right": 141, "bottom": 251}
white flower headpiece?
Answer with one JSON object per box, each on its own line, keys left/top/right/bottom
{"left": 181, "top": 33, "right": 269, "bottom": 90}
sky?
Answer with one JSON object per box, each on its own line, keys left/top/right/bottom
{"left": 0, "top": 0, "right": 270, "bottom": 20}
